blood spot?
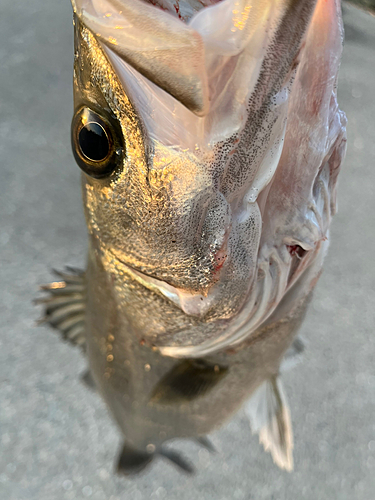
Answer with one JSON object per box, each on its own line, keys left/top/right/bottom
{"left": 287, "top": 245, "right": 307, "bottom": 259}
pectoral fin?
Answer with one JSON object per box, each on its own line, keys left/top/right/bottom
{"left": 150, "top": 360, "right": 228, "bottom": 405}
{"left": 245, "top": 376, "right": 294, "bottom": 471}
{"left": 35, "top": 267, "right": 86, "bottom": 349}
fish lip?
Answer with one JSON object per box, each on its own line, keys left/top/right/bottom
{"left": 107, "top": 249, "right": 220, "bottom": 317}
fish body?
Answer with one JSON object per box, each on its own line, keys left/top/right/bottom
{"left": 40, "top": 0, "right": 347, "bottom": 473}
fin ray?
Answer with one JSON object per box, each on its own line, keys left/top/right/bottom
{"left": 36, "top": 268, "right": 86, "bottom": 349}
{"left": 52, "top": 269, "right": 85, "bottom": 283}
{"left": 34, "top": 294, "right": 83, "bottom": 308}
{"left": 245, "top": 375, "right": 294, "bottom": 471}
{"left": 46, "top": 302, "right": 85, "bottom": 323}
{"left": 39, "top": 283, "right": 85, "bottom": 295}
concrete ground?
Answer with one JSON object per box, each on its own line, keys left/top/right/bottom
{"left": 0, "top": 2, "right": 374, "bottom": 499}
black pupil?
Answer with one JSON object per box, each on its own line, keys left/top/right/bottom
{"left": 78, "top": 122, "right": 109, "bottom": 162}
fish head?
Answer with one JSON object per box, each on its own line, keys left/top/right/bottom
{"left": 71, "top": 0, "right": 347, "bottom": 353}
{"left": 72, "top": 4, "right": 272, "bottom": 323}
{"left": 72, "top": 18, "right": 234, "bottom": 297}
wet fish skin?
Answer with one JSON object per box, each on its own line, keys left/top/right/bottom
{"left": 39, "top": 0, "right": 348, "bottom": 473}
{"left": 85, "top": 243, "right": 312, "bottom": 471}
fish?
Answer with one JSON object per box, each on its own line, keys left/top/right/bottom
{"left": 38, "top": 0, "right": 348, "bottom": 475}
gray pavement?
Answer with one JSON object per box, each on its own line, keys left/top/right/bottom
{"left": 0, "top": 2, "right": 374, "bottom": 499}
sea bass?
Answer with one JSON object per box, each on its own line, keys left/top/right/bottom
{"left": 39, "top": 0, "right": 347, "bottom": 474}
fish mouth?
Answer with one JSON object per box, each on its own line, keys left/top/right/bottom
{"left": 159, "top": 241, "right": 326, "bottom": 359}
{"left": 109, "top": 249, "right": 221, "bottom": 317}
{"left": 106, "top": 235, "right": 323, "bottom": 359}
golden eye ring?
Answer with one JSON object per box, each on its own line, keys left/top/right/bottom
{"left": 71, "top": 107, "right": 122, "bottom": 178}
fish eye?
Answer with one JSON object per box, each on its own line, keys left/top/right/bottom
{"left": 71, "top": 107, "right": 122, "bottom": 178}
{"left": 78, "top": 121, "right": 109, "bottom": 162}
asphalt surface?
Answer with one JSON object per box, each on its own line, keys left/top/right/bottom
{"left": 0, "top": 2, "right": 374, "bottom": 499}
